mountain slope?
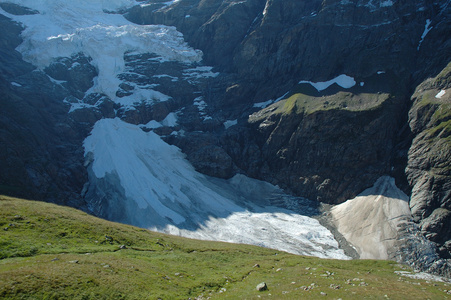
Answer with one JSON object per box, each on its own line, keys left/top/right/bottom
{"left": 0, "top": 0, "right": 450, "bottom": 277}
{"left": 1, "top": 195, "right": 450, "bottom": 299}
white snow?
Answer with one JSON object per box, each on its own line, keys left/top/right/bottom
{"left": 84, "top": 118, "right": 349, "bottom": 259}
{"left": 417, "top": 19, "right": 433, "bottom": 50}
{"left": 162, "top": 0, "right": 181, "bottom": 8}
{"left": 67, "top": 102, "right": 96, "bottom": 113}
{"left": 115, "top": 87, "right": 171, "bottom": 107}
{"left": 253, "top": 91, "right": 289, "bottom": 109}
{"left": 193, "top": 96, "right": 213, "bottom": 121}
{"left": 11, "top": 82, "right": 22, "bottom": 87}
{"left": 183, "top": 66, "right": 219, "bottom": 83}
{"left": 377, "top": 71, "right": 386, "bottom": 74}
{"left": 253, "top": 99, "right": 273, "bottom": 108}
{"left": 153, "top": 74, "right": 179, "bottom": 82}
{"left": 1, "top": 0, "right": 202, "bottom": 102}
{"left": 380, "top": 0, "right": 394, "bottom": 7}
{"left": 161, "top": 112, "right": 178, "bottom": 127}
{"left": 435, "top": 90, "right": 446, "bottom": 99}
{"left": 142, "top": 120, "right": 162, "bottom": 129}
{"left": 224, "top": 119, "right": 238, "bottom": 129}
{"left": 299, "top": 74, "right": 356, "bottom": 92}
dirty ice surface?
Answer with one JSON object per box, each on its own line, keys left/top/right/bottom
{"left": 84, "top": 118, "right": 349, "bottom": 259}
{"left": 331, "top": 176, "right": 411, "bottom": 260}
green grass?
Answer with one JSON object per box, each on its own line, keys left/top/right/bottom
{"left": 273, "top": 90, "right": 389, "bottom": 116}
{"left": 1, "top": 195, "right": 450, "bottom": 299}
{"left": 249, "top": 85, "right": 391, "bottom": 125}
{"left": 413, "top": 62, "right": 451, "bottom": 150}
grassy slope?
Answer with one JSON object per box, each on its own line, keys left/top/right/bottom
{"left": 0, "top": 195, "right": 450, "bottom": 299}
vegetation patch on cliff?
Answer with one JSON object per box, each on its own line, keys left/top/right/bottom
{"left": 249, "top": 84, "right": 392, "bottom": 124}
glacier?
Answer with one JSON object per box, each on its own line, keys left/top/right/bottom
{"left": 84, "top": 118, "right": 349, "bottom": 259}
{"left": 2, "top": 0, "right": 350, "bottom": 259}
{"left": 0, "top": 0, "right": 202, "bottom": 103}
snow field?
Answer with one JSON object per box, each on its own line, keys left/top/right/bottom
{"left": 1, "top": 0, "right": 202, "bottom": 102}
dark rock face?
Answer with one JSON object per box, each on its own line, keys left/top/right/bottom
{"left": 406, "top": 63, "right": 451, "bottom": 259}
{"left": 0, "top": 3, "right": 39, "bottom": 15}
{"left": 0, "top": 15, "right": 88, "bottom": 208}
{"left": 243, "top": 94, "right": 405, "bottom": 204}
{"left": 124, "top": 0, "right": 451, "bottom": 266}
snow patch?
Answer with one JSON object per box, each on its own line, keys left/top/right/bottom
{"left": 161, "top": 112, "right": 178, "bottom": 127}
{"left": 183, "top": 66, "right": 219, "bottom": 84}
{"left": 299, "top": 74, "right": 356, "bottom": 92}
{"left": 153, "top": 74, "right": 179, "bottom": 82}
{"left": 417, "top": 19, "right": 433, "bottom": 50}
{"left": 193, "top": 96, "right": 212, "bottom": 120}
{"left": 263, "top": 0, "right": 270, "bottom": 16}
{"left": 253, "top": 99, "right": 273, "bottom": 108}
{"left": 142, "top": 120, "right": 162, "bottom": 129}
{"left": 11, "top": 82, "right": 22, "bottom": 87}
{"left": 380, "top": 0, "right": 394, "bottom": 7}
{"left": 253, "top": 91, "right": 289, "bottom": 109}
{"left": 162, "top": 0, "right": 181, "bottom": 8}
{"left": 435, "top": 90, "right": 446, "bottom": 99}
{"left": 115, "top": 87, "right": 171, "bottom": 107}
{"left": 224, "top": 119, "right": 238, "bottom": 129}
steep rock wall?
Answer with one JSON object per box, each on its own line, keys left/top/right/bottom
{"left": 407, "top": 63, "right": 451, "bottom": 259}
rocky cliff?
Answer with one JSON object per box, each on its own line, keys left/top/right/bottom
{"left": 407, "top": 63, "right": 451, "bottom": 259}
{"left": 0, "top": 13, "right": 88, "bottom": 209}
{"left": 126, "top": 0, "right": 451, "bottom": 264}
{"left": 0, "top": 0, "right": 450, "bottom": 275}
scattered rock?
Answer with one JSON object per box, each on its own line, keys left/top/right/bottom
{"left": 51, "top": 258, "right": 59, "bottom": 262}
{"left": 256, "top": 282, "right": 268, "bottom": 291}
{"left": 320, "top": 292, "right": 327, "bottom": 296}
{"left": 253, "top": 264, "right": 260, "bottom": 268}
{"left": 119, "top": 245, "right": 127, "bottom": 249}
{"left": 68, "top": 260, "right": 79, "bottom": 264}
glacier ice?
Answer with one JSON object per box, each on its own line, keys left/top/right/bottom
{"left": 1, "top": 0, "right": 202, "bottom": 102}
{"left": 84, "top": 118, "right": 349, "bottom": 259}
